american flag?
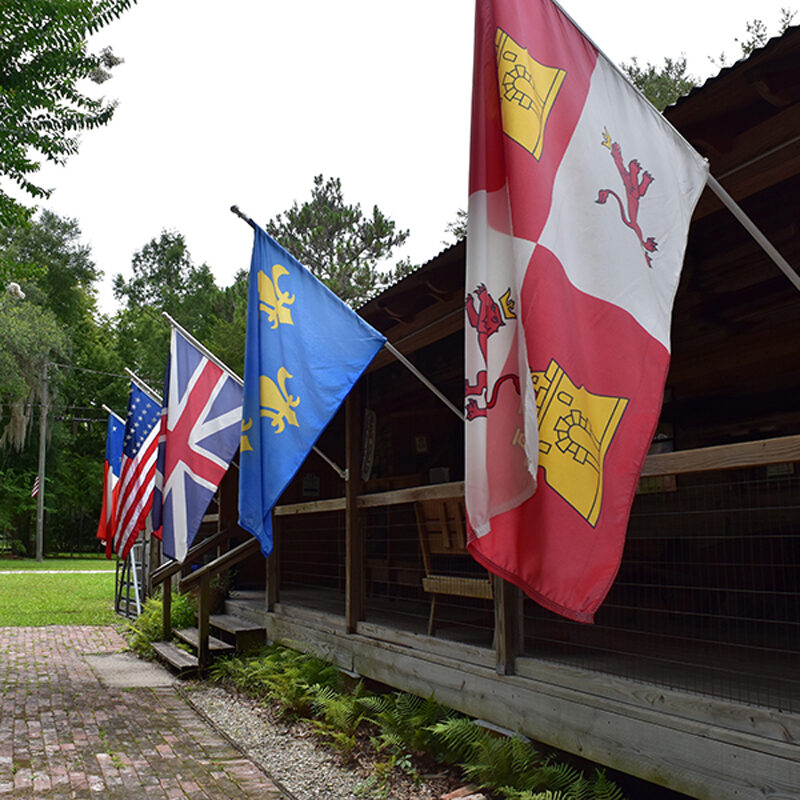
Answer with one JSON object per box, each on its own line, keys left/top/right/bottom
{"left": 152, "top": 328, "right": 242, "bottom": 562}
{"left": 109, "top": 382, "right": 161, "bottom": 559}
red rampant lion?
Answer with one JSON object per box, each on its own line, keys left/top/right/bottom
{"left": 596, "top": 131, "right": 658, "bottom": 268}
{"left": 465, "top": 284, "right": 519, "bottom": 420}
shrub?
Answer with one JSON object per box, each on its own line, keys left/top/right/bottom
{"left": 126, "top": 591, "right": 196, "bottom": 658}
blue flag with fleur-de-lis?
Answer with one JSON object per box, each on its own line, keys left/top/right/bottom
{"left": 238, "top": 226, "right": 386, "bottom": 555}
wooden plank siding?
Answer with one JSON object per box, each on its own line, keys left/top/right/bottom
{"left": 262, "top": 605, "right": 800, "bottom": 800}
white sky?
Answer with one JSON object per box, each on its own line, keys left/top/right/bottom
{"left": 29, "top": 0, "right": 795, "bottom": 314}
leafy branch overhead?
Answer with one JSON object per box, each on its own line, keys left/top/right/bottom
{"left": 0, "top": 0, "right": 136, "bottom": 225}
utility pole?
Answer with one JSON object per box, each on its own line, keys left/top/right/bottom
{"left": 35, "top": 360, "right": 48, "bottom": 562}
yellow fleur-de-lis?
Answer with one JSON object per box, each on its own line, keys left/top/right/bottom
{"left": 260, "top": 367, "right": 300, "bottom": 434}
{"left": 240, "top": 417, "right": 253, "bottom": 452}
{"left": 258, "top": 264, "right": 295, "bottom": 329}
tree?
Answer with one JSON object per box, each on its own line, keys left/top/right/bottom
{"left": 112, "top": 230, "right": 225, "bottom": 380}
{"left": 622, "top": 56, "right": 696, "bottom": 112}
{"left": 444, "top": 209, "right": 467, "bottom": 244}
{"left": 0, "top": 0, "right": 135, "bottom": 225}
{"left": 623, "top": 9, "right": 797, "bottom": 110}
{"left": 266, "top": 175, "right": 414, "bottom": 307}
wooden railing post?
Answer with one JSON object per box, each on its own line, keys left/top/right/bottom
{"left": 495, "top": 577, "right": 523, "bottom": 675}
{"left": 345, "top": 385, "right": 364, "bottom": 633}
{"left": 162, "top": 573, "right": 172, "bottom": 640}
{"left": 267, "top": 517, "right": 279, "bottom": 612}
{"left": 197, "top": 571, "right": 210, "bottom": 670}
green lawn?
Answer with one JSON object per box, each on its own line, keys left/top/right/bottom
{"left": 0, "top": 570, "right": 119, "bottom": 626}
{"left": 0, "top": 557, "right": 115, "bottom": 571}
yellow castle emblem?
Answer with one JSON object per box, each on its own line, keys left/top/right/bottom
{"left": 259, "top": 264, "right": 295, "bottom": 329}
{"left": 495, "top": 27, "right": 566, "bottom": 160}
{"left": 532, "top": 360, "right": 627, "bottom": 526}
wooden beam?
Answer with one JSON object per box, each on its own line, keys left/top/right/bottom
{"left": 267, "top": 518, "right": 279, "bottom": 612}
{"left": 639, "top": 434, "right": 800, "bottom": 477}
{"left": 345, "top": 386, "right": 364, "bottom": 633}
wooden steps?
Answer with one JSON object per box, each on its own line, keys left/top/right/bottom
{"left": 151, "top": 640, "right": 199, "bottom": 674}
{"left": 210, "top": 613, "right": 267, "bottom": 652}
{"left": 174, "top": 627, "right": 235, "bottom": 653}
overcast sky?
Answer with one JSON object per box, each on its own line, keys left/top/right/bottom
{"left": 27, "top": 0, "right": 795, "bottom": 313}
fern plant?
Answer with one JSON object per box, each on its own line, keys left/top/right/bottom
{"left": 360, "top": 690, "right": 455, "bottom": 757}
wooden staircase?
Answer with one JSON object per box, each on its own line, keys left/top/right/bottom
{"left": 149, "top": 532, "right": 266, "bottom": 675}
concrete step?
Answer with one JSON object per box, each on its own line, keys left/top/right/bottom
{"left": 151, "top": 640, "right": 199, "bottom": 674}
{"left": 173, "top": 627, "right": 235, "bottom": 654}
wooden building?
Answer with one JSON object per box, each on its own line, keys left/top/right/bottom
{"left": 158, "top": 27, "right": 800, "bottom": 800}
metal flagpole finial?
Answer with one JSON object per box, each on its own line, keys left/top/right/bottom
{"left": 230, "top": 205, "right": 257, "bottom": 230}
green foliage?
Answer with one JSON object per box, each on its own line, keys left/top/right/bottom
{"left": 621, "top": 56, "right": 696, "bottom": 111}
{"left": 360, "top": 690, "right": 455, "bottom": 758}
{"left": 209, "top": 644, "right": 340, "bottom": 717}
{"left": 711, "top": 8, "right": 797, "bottom": 66}
{"left": 112, "top": 230, "right": 225, "bottom": 380}
{"left": 266, "top": 174, "right": 414, "bottom": 307}
{"left": 311, "top": 682, "right": 374, "bottom": 757}
{"left": 0, "top": 0, "right": 136, "bottom": 224}
{"left": 125, "top": 591, "right": 197, "bottom": 659}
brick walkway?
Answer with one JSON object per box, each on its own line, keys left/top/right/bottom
{"left": 0, "top": 626, "right": 284, "bottom": 799}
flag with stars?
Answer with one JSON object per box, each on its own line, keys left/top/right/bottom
{"left": 238, "top": 226, "right": 386, "bottom": 556}
{"left": 109, "top": 382, "right": 161, "bottom": 559}
{"left": 96, "top": 411, "right": 124, "bottom": 543}
{"left": 152, "top": 327, "right": 243, "bottom": 562}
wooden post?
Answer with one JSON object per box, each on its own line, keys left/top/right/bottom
{"left": 197, "top": 572, "right": 210, "bottom": 670}
{"left": 345, "top": 385, "right": 363, "bottom": 633}
{"left": 162, "top": 574, "right": 172, "bottom": 640}
{"left": 494, "top": 577, "right": 523, "bottom": 675}
{"left": 266, "top": 516, "right": 279, "bottom": 612}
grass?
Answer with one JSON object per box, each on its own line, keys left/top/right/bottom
{"left": 0, "top": 570, "right": 118, "bottom": 626}
{"left": 0, "top": 557, "right": 115, "bottom": 571}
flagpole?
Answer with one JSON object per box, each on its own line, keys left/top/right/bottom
{"left": 161, "top": 312, "right": 243, "bottom": 387}
{"left": 101, "top": 404, "right": 124, "bottom": 422}
{"left": 706, "top": 174, "right": 800, "bottom": 293}
{"left": 230, "top": 205, "right": 465, "bottom": 424}
{"left": 383, "top": 341, "right": 465, "bottom": 421}
{"left": 124, "top": 367, "right": 163, "bottom": 404}
{"left": 548, "top": 0, "right": 800, "bottom": 296}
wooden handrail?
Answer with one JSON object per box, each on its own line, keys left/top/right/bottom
{"left": 179, "top": 536, "right": 260, "bottom": 592}
{"left": 151, "top": 528, "right": 230, "bottom": 586}
{"left": 272, "top": 435, "right": 800, "bottom": 518}
{"left": 639, "top": 434, "right": 800, "bottom": 477}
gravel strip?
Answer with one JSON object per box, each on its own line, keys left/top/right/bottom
{"left": 184, "top": 684, "right": 368, "bottom": 800}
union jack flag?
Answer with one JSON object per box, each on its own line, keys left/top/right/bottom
{"left": 109, "top": 382, "right": 161, "bottom": 559}
{"left": 152, "top": 328, "right": 242, "bottom": 562}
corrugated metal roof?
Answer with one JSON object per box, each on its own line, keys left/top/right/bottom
{"left": 667, "top": 23, "right": 800, "bottom": 111}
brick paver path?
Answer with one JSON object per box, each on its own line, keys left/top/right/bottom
{"left": 0, "top": 626, "right": 284, "bottom": 799}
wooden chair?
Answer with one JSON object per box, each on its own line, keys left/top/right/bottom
{"left": 414, "top": 498, "right": 493, "bottom": 636}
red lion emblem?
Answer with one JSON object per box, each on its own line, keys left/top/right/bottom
{"left": 596, "top": 132, "right": 657, "bottom": 268}
{"left": 465, "top": 284, "right": 519, "bottom": 420}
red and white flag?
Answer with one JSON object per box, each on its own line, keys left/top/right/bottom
{"left": 108, "top": 382, "right": 161, "bottom": 560}
{"left": 465, "top": 0, "right": 708, "bottom": 622}
{"left": 30, "top": 476, "right": 39, "bottom": 498}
